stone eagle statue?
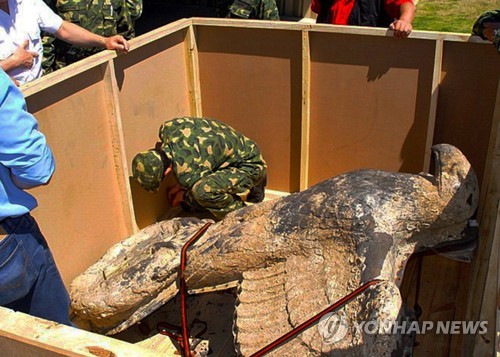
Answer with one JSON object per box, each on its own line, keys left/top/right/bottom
{"left": 71, "top": 144, "right": 479, "bottom": 355}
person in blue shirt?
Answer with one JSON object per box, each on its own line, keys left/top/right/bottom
{"left": 0, "top": 69, "right": 71, "bottom": 325}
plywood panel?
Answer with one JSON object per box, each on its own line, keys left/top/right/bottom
{"left": 196, "top": 26, "right": 303, "bottom": 192}
{"left": 424, "top": 44, "right": 499, "bottom": 355}
{"left": 115, "top": 29, "right": 192, "bottom": 170}
{"left": 25, "top": 65, "right": 130, "bottom": 286}
{"left": 308, "top": 33, "right": 436, "bottom": 185}
{"left": 114, "top": 29, "right": 193, "bottom": 228}
{"left": 433, "top": 42, "right": 499, "bottom": 189}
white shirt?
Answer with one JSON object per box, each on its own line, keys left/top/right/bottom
{"left": 0, "top": 0, "right": 63, "bottom": 84}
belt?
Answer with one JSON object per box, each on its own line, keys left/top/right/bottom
{"left": 0, "top": 214, "right": 28, "bottom": 241}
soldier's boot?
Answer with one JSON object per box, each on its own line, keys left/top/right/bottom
{"left": 247, "top": 174, "right": 267, "bottom": 203}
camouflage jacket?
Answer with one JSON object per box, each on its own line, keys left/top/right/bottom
{"left": 42, "top": 0, "right": 142, "bottom": 72}
{"left": 218, "top": 0, "right": 280, "bottom": 20}
{"left": 54, "top": 0, "right": 142, "bottom": 38}
{"left": 472, "top": 10, "right": 500, "bottom": 52}
{"left": 158, "top": 117, "right": 267, "bottom": 190}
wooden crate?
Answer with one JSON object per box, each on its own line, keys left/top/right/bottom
{"left": 2, "top": 18, "right": 498, "bottom": 356}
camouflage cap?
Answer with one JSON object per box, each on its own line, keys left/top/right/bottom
{"left": 472, "top": 10, "right": 500, "bottom": 52}
{"left": 132, "top": 150, "right": 165, "bottom": 192}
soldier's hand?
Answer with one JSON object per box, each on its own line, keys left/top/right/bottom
{"left": 12, "top": 40, "right": 39, "bottom": 68}
{"left": 104, "top": 35, "right": 130, "bottom": 53}
{"left": 167, "top": 183, "right": 186, "bottom": 208}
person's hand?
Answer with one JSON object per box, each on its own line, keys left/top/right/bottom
{"left": 9, "top": 76, "right": 19, "bottom": 87}
{"left": 167, "top": 182, "right": 186, "bottom": 208}
{"left": 12, "top": 40, "right": 38, "bottom": 68}
{"left": 390, "top": 19, "right": 412, "bottom": 39}
{"left": 103, "top": 35, "right": 129, "bottom": 53}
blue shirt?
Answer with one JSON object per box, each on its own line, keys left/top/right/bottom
{"left": 0, "top": 69, "right": 55, "bottom": 221}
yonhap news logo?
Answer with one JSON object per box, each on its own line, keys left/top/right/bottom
{"left": 317, "top": 312, "right": 349, "bottom": 343}
{"left": 318, "top": 312, "right": 488, "bottom": 344}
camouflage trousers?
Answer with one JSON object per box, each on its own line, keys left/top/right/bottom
{"left": 184, "top": 164, "right": 266, "bottom": 219}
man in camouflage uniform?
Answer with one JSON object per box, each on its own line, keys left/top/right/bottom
{"left": 217, "top": 0, "right": 279, "bottom": 20}
{"left": 132, "top": 117, "right": 267, "bottom": 220}
{"left": 42, "top": 0, "right": 143, "bottom": 72}
{"left": 472, "top": 10, "right": 500, "bottom": 53}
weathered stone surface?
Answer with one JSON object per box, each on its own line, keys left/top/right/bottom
{"left": 71, "top": 144, "right": 479, "bottom": 355}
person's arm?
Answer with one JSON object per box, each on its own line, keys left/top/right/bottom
{"left": 11, "top": 174, "right": 52, "bottom": 189}
{"left": 54, "top": 21, "right": 130, "bottom": 52}
{"left": 389, "top": 1, "right": 415, "bottom": 39}
{"left": 0, "top": 40, "right": 39, "bottom": 75}
{"left": 0, "top": 70, "right": 55, "bottom": 189}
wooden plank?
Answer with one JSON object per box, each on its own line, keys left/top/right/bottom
{"left": 102, "top": 60, "right": 138, "bottom": 234}
{"left": 423, "top": 38, "right": 443, "bottom": 172}
{"left": 300, "top": 30, "right": 311, "bottom": 190}
{"left": 190, "top": 17, "right": 491, "bottom": 43}
{"left": 125, "top": 18, "right": 192, "bottom": 50}
{"left": 192, "top": 17, "right": 306, "bottom": 30}
{"left": 185, "top": 24, "right": 203, "bottom": 117}
{"left": 0, "top": 333, "right": 79, "bottom": 357}
{"left": 472, "top": 197, "right": 499, "bottom": 356}
{"left": 189, "top": 16, "right": 343, "bottom": 30}
{"left": 22, "top": 52, "right": 114, "bottom": 98}
{"left": 448, "top": 262, "right": 472, "bottom": 355}
{"left": 479, "top": 78, "right": 500, "bottom": 219}
{"left": 0, "top": 307, "right": 164, "bottom": 357}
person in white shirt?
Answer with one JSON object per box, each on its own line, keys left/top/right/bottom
{"left": 0, "top": 0, "right": 130, "bottom": 85}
